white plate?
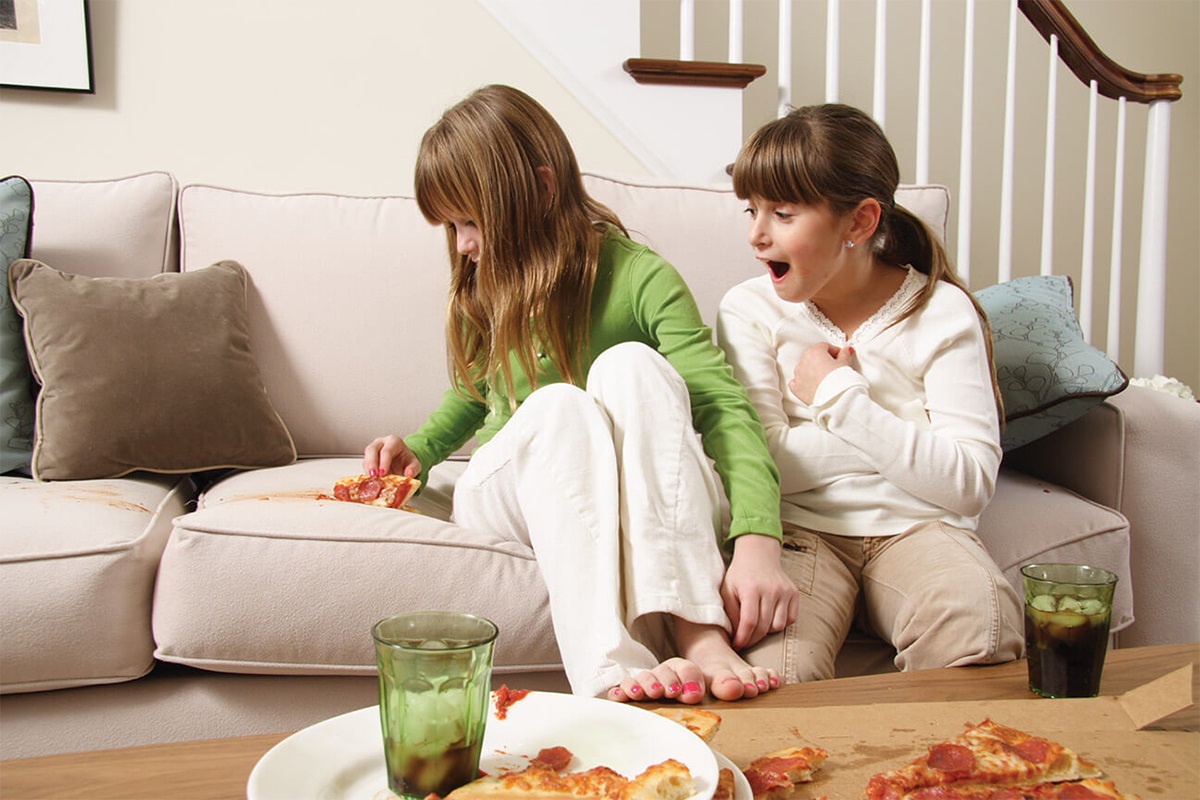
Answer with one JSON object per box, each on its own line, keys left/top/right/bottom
{"left": 247, "top": 690, "right": 733, "bottom": 800}
{"left": 714, "top": 751, "right": 753, "bottom": 800}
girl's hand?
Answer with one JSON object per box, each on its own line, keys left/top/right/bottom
{"left": 720, "top": 533, "right": 800, "bottom": 651}
{"left": 363, "top": 435, "right": 422, "bottom": 478}
{"left": 789, "top": 343, "right": 855, "bottom": 404}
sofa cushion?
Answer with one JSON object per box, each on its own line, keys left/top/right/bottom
{"left": 7, "top": 259, "right": 296, "bottom": 481}
{"left": 0, "top": 473, "right": 193, "bottom": 693}
{"left": 975, "top": 275, "right": 1129, "bottom": 450}
{"left": 178, "top": 185, "right": 452, "bottom": 458}
{"left": 977, "top": 466, "right": 1133, "bottom": 633}
{"left": 1, "top": 176, "right": 35, "bottom": 476}
{"left": 28, "top": 172, "right": 179, "bottom": 277}
{"left": 153, "top": 458, "right": 561, "bottom": 677}
{"left": 582, "top": 172, "right": 949, "bottom": 327}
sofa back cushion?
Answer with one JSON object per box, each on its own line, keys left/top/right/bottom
{"left": 29, "top": 172, "right": 179, "bottom": 277}
{"left": 179, "top": 185, "right": 450, "bottom": 458}
{"left": 177, "top": 176, "right": 949, "bottom": 458}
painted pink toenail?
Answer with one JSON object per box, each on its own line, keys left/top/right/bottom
{"left": 629, "top": 685, "right": 641, "bottom": 695}
{"left": 682, "top": 681, "right": 702, "bottom": 694}
{"left": 651, "top": 682, "right": 663, "bottom": 691}
{"left": 757, "top": 679, "right": 768, "bottom": 689}
{"left": 668, "top": 683, "right": 682, "bottom": 694}
{"left": 770, "top": 676, "right": 779, "bottom": 687}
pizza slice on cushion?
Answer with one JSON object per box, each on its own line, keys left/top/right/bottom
{"left": 330, "top": 473, "right": 420, "bottom": 509}
{"left": 743, "top": 745, "right": 828, "bottom": 799}
{"left": 866, "top": 720, "right": 1103, "bottom": 800}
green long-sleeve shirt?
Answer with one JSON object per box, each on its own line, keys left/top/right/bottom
{"left": 405, "top": 231, "right": 782, "bottom": 542}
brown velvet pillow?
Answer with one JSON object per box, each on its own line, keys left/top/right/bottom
{"left": 7, "top": 259, "right": 296, "bottom": 480}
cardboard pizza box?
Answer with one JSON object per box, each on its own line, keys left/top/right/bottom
{"left": 709, "top": 665, "right": 1196, "bottom": 799}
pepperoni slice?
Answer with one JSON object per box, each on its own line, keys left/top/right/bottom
{"left": 1011, "top": 737, "right": 1052, "bottom": 764}
{"left": 357, "top": 476, "right": 382, "bottom": 501}
{"left": 532, "top": 745, "right": 572, "bottom": 771}
{"left": 926, "top": 742, "right": 975, "bottom": 775}
{"left": 333, "top": 483, "right": 351, "bottom": 501}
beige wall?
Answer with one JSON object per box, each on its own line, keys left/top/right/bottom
{"left": 1, "top": 0, "right": 1195, "bottom": 389}
{"left": 0, "top": 0, "right": 648, "bottom": 194}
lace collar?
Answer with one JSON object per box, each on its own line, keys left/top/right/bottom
{"left": 801, "top": 266, "right": 924, "bottom": 346}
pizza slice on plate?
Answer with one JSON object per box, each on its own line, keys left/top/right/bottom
{"left": 742, "top": 745, "right": 828, "bottom": 799}
{"left": 865, "top": 719, "right": 1105, "bottom": 800}
{"left": 330, "top": 473, "right": 420, "bottom": 509}
{"left": 439, "top": 752, "right": 694, "bottom": 800}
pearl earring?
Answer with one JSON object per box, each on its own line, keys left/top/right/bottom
{"left": 844, "top": 240, "right": 855, "bottom": 249}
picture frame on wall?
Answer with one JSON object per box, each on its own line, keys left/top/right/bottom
{"left": 0, "top": 0, "right": 93, "bottom": 92}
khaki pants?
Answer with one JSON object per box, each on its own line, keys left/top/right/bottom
{"left": 744, "top": 521, "right": 1024, "bottom": 682}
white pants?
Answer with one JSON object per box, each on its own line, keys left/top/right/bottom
{"left": 451, "top": 343, "right": 729, "bottom": 697}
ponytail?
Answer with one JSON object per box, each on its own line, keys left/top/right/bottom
{"left": 883, "top": 206, "right": 1004, "bottom": 420}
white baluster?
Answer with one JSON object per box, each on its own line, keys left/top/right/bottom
{"left": 778, "top": 0, "right": 793, "bottom": 117}
{"left": 680, "top": 0, "right": 695, "bottom": 61}
{"left": 1080, "top": 80, "right": 1099, "bottom": 341}
{"left": 1106, "top": 97, "right": 1127, "bottom": 362}
{"left": 729, "top": 0, "right": 744, "bottom": 63}
{"left": 826, "top": 0, "right": 840, "bottom": 102}
{"left": 998, "top": 0, "right": 1018, "bottom": 284}
{"left": 873, "top": 0, "right": 887, "bottom": 127}
{"left": 956, "top": 0, "right": 976, "bottom": 282}
{"left": 1040, "top": 35, "right": 1058, "bottom": 278}
{"left": 1135, "top": 100, "right": 1172, "bottom": 378}
{"left": 915, "top": 0, "right": 931, "bottom": 184}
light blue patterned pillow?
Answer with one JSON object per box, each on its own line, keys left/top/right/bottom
{"left": 975, "top": 275, "right": 1128, "bottom": 451}
{"left": 1, "top": 176, "right": 35, "bottom": 475}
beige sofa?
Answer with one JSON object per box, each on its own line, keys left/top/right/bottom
{"left": 2, "top": 171, "right": 1197, "bottom": 760}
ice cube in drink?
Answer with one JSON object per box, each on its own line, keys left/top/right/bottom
{"left": 1024, "top": 592, "right": 1112, "bottom": 698}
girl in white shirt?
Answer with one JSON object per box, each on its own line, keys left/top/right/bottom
{"left": 717, "top": 103, "right": 1023, "bottom": 680}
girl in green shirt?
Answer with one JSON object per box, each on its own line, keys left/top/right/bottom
{"left": 363, "top": 84, "right": 796, "bottom": 704}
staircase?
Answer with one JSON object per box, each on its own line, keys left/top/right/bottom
{"left": 479, "top": 0, "right": 1184, "bottom": 380}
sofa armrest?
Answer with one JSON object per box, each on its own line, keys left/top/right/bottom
{"left": 1002, "top": 399, "right": 1125, "bottom": 509}
{"left": 1006, "top": 384, "right": 1200, "bottom": 647}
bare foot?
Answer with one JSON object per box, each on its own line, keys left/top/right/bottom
{"left": 607, "top": 619, "right": 779, "bottom": 704}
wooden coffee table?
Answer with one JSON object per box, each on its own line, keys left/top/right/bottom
{"left": 2, "top": 642, "right": 1195, "bottom": 800}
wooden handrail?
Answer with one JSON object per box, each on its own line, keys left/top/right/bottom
{"left": 623, "top": 58, "right": 765, "bottom": 89}
{"left": 1019, "top": 0, "right": 1182, "bottom": 103}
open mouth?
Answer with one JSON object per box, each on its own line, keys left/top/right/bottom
{"left": 767, "top": 260, "right": 790, "bottom": 280}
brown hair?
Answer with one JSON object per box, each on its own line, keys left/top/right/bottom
{"left": 414, "top": 84, "right": 626, "bottom": 404}
{"left": 732, "top": 103, "right": 1002, "bottom": 415}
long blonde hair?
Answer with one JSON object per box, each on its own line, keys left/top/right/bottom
{"left": 732, "top": 103, "right": 1003, "bottom": 416}
{"left": 414, "top": 84, "right": 625, "bottom": 405}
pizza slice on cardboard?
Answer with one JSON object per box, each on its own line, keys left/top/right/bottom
{"left": 864, "top": 719, "right": 1135, "bottom": 800}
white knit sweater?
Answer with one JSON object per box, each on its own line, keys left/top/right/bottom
{"left": 716, "top": 267, "right": 1002, "bottom": 537}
